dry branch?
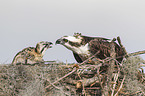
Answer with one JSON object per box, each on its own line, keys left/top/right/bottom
{"left": 65, "top": 76, "right": 100, "bottom": 87}
{"left": 102, "top": 38, "right": 117, "bottom": 96}
{"left": 78, "top": 50, "right": 101, "bottom": 65}
{"left": 114, "top": 75, "right": 126, "bottom": 96}
{"left": 111, "top": 73, "right": 119, "bottom": 96}
{"left": 96, "top": 67, "right": 103, "bottom": 90}
{"left": 127, "top": 50, "right": 145, "bottom": 57}
{"left": 45, "top": 67, "right": 77, "bottom": 89}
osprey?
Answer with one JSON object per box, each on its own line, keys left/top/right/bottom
{"left": 12, "top": 41, "right": 53, "bottom": 65}
{"left": 56, "top": 33, "right": 125, "bottom": 63}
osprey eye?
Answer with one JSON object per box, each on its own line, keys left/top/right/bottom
{"left": 63, "top": 39, "right": 68, "bottom": 42}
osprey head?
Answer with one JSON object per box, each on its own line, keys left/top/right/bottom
{"left": 56, "top": 33, "right": 91, "bottom": 56}
{"left": 55, "top": 33, "right": 83, "bottom": 50}
{"left": 36, "top": 41, "right": 53, "bottom": 55}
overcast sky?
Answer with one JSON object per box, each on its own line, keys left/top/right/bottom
{"left": 0, "top": 0, "right": 145, "bottom": 64}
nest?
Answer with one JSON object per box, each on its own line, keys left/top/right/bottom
{"left": 0, "top": 37, "right": 145, "bottom": 96}
{"left": 0, "top": 55, "right": 145, "bottom": 96}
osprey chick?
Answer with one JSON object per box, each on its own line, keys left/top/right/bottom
{"left": 12, "top": 41, "right": 52, "bottom": 65}
{"left": 56, "top": 33, "right": 125, "bottom": 63}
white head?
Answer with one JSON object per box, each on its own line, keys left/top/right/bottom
{"left": 56, "top": 33, "right": 90, "bottom": 55}
{"left": 56, "top": 33, "right": 83, "bottom": 49}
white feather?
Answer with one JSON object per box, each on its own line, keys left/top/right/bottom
{"left": 64, "top": 36, "right": 82, "bottom": 43}
{"left": 65, "top": 43, "right": 91, "bottom": 57}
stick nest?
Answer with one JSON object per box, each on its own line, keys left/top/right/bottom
{"left": 0, "top": 37, "right": 145, "bottom": 96}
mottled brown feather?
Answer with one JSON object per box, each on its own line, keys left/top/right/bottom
{"left": 89, "top": 39, "right": 125, "bottom": 62}
{"left": 73, "top": 36, "right": 125, "bottom": 63}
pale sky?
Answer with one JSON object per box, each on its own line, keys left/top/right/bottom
{"left": 0, "top": 0, "right": 145, "bottom": 64}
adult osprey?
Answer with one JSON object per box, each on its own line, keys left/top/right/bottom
{"left": 56, "top": 33, "right": 125, "bottom": 63}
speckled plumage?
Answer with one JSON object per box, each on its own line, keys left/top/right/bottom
{"left": 12, "top": 41, "right": 52, "bottom": 65}
{"left": 56, "top": 33, "right": 125, "bottom": 63}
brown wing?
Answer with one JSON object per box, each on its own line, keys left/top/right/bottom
{"left": 81, "top": 35, "right": 110, "bottom": 45}
{"left": 12, "top": 47, "right": 35, "bottom": 65}
{"left": 89, "top": 39, "right": 110, "bottom": 59}
{"left": 89, "top": 39, "right": 125, "bottom": 62}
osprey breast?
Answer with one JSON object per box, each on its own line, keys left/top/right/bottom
{"left": 73, "top": 43, "right": 91, "bottom": 57}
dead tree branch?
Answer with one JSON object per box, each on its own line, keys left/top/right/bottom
{"left": 96, "top": 67, "right": 103, "bottom": 90}
{"left": 127, "top": 50, "right": 145, "bottom": 57}
{"left": 103, "top": 38, "right": 117, "bottom": 96}
{"left": 78, "top": 51, "right": 101, "bottom": 65}
{"left": 46, "top": 78, "right": 70, "bottom": 96}
{"left": 65, "top": 75, "right": 99, "bottom": 87}
{"left": 114, "top": 75, "right": 126, "bottom": 96}
{"left": 45, "top": 67, "right": 77, "bottom": 89}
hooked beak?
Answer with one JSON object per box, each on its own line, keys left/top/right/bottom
{"left": 46, "top": 42, "right": 53, "bottom": 48}
{"left": 55, "top": 39, "right": 63, "bottom": 45}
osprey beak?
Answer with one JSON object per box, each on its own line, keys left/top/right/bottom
{"left": 55, "top": 39, "right": 63, "bottom": 45}
{"left": 44, "top": 42, "right": 53, "bottom": 48}
{"left": 48, "top": 42, "right": 53, "bottom": 48}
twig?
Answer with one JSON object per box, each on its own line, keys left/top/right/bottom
{"left": 127, "top": 50, "right": 145, "bottom": 57}
{"left": 45, "top": 67, "right": 77, "bottom": 89}
{"left": 114, "top": 75, "right": 126, "bottom": 96}
{"left": 103, "top": 50, "right": 145, "bottom": 63}
{"left": 79, "top": 63, "right": 103, "bottom": 70}
{"left": 140, "top": 64, "right": 145, "bottom": 67}
{"left": 108, "top": 38, "right": 117, "bottom": 95}
{"left": 47, "top": 79, "right": 70, "bottom": 96}
{"left": 64, "top": 76, "right": 99, "bottom": 87}
{"left": 85, "top": 87, "right": 100, "bottom": 89}
{"left": 47, "top": 78, "right": 62, "bottom": 90}
{"left": 96, "top": 67, "right": 103, "bottom": 89}
{"left": 111, "top": 73, "right": 119, "bottom": 96}
{"left": 119, "top": 91, "right": 142, "bottom": 95}
{"left": 102, "top": 38, "right": 117, "bottom": 96}
{"left": 78, "top": 51, "right": 100, "bottom": 65}
{"left": 82, "top": 78, "right": 87, "bottom": 96}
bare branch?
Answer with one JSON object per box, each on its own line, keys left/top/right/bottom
{"left": 111, "top": 73, "right": 119, "bottom": 96}
{"left": 78, "top": 51, "right": 100, "bottom": 65}
{"left": 102, "top": 38, "right": 117, "bottom": 96}
{"left": 127, "top": 50, "right": 145, "bottom": 57}
{"left": 96, "top": 67, "right": 103, "bottom": 89}
{"left": 65, "top": 76, "right": 99, "bottom": 87}
{"left": 114, "top": 75, "right": 126, "bottom": 96}
{"left": 45, "top": 67, "right": 77, "bottom": 89}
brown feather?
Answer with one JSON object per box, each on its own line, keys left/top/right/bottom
{"left": 89, "top": 38, "right": 125, "bottom": 62}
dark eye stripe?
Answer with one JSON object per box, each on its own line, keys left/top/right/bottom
{"left": 69, "top": 41, "right": 81, "bottom": 47}
{"left": 40, "top": 46, "right": 46, "bottom": 53}
{"left": 63, "top": 39, "right": 68, "bottom": 42}
{"left": 43, "top": 43, "right": 48, "bottom": 46}
{"left": 40, "top": 44, "right": 49, "bottom": 53}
